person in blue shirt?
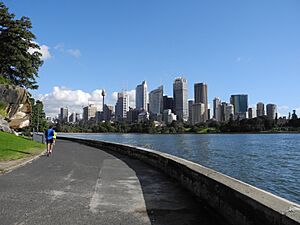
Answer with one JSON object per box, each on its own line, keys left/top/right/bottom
{"left": 45, "top": 126, "right": 54, "bottom": 156}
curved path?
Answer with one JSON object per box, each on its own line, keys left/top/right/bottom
{"left": 0, "top": 140, "right": 227, "bottom": 225}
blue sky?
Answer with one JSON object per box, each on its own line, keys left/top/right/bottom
{"left": 3, "top": 0, "right": 300, "bottom": 117}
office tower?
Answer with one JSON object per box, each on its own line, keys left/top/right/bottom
{"left": 248, "top": 108, "right": 253, "bottom": 119}
{"left": 136, "top": 81, "right": 148, "bottom": 111}
{"left": 207, "top": 109, "right": 211, "bottom": 120}
{"left": 60, "top": 107, "right": 68, "bottom": 123}
{"left": 75, "top": 113, "right": 81, "bottom": 122}
{"left": 163, "top": 96, "right": 174, "bottom": 112}
{"left": 173, "top": 77, "right": 188, "bottom": 121}
{"left": 266, "top": 104, "right": 277, "bottom": 119}
{"left": 194, "top": 83, "right": 208, "bottom": 121}
{"left": 83, "top": 104, "right": 97, "bottom": 121}
{"left": 225, "top": 104, "right": 234, "bottom": 121}
{"left": 188, "top": 100, "right": 194, "bottom": 123}
{"left": 69, "top": 112, "right": 76, "bottom": 123}
{"left": 163, "top": 109, "right": 177, "bottom": 124}
{"left": 230, "top": 94, "right": 248, "bottom": 119}
{"left": 221, "top": 102, "right": 227, "bottom": 122}
{"left": 256, "top": 102, "right": 265, "bottom": 117}
{"left": 191, "top": 103, "right": 205, "bottom": 125}
{"left": 149, "top": 85, "right": 163, "bottom": 116}
{"left": 103, "top": 104, "right": 113, "bottom": 121}
{"left": 213, "top": 97, "right": 222, "bottom": 121}
{"left": 96, "top": 111, "right": 103, "bottom": 122}
{"left": 115, "top": 92, "right": 129, "bottom": 121}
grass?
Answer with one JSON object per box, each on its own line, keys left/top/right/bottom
{"left": 0, "top": 131, "right": 45, "bottom": 161}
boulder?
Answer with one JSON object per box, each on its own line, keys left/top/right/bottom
{"left": 0, "top": 115, "right": 12, "bottom": 133}
{"left": 0, "top": 84, "right": 32, "bottom": 130}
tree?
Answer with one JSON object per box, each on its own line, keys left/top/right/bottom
{"left": 0, "top": 2, "right": 43, "bottom": 89}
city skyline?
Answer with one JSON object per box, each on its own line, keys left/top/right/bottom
{"left": 5, "top": 1, "right": 299, "bottom": 117}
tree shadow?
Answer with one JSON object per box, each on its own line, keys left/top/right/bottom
{"left": 4, "top": 149, "right": 31, "bottom": 155}
{"left": 105, "top": 149, "right": 229, "bottom": 225}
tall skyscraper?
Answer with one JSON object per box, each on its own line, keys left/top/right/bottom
{"left": 266, "top": 104, "right": 277, "bottom": 119}
{"left": 213, "top": 97, "right": 222, "bottom": 121}
{"left": 256, "top": 102, "right": 265, "bottom": 117}
{"left": 163, "top": 96, "right": 174, "bottom": 112}
{"left": 115, "top": 92, "right": 129, "bottom": 121}
{"left": 194, "top": 83, "right": 208, "bottom": 121}
{"left": 103, "top": 104, "right": 113, "bottom": 121}
{"left": 60, "top": 107, "right": 68, "bottom": 122}
{"left": 230, "top": 94, "right": 248, "bottom": 119}
{"left": 136, "top": 81, "right": 148, "bottom": 111}
{"left": 149, "top": 85, "right": 163, "bottom": 115}
{"left": 69, "top": 112, "right": 76, "bottom": 123}
{"left": 83, "top": 104, "right": 97, "bottom": 121}
{"left": 191, "top": 103, "right": 205, "bottom": 125}
{"left": 225, "top": 104, "right": 234, "bottom": 121}
{"left": 248, "top": 108, "right": 253, "bottom": 119}
{"left": 173, "top": 77, "right": 188, "bottom": 121}
{"left": 188, "top": 100, "right": 194, "bottom": 122}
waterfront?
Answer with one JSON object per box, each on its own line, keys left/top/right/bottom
{"left": 60, "top": 133, "right": 300, "bottom": 204}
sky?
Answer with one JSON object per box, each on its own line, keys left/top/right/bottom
{"left": 3, "top": 0, "right": 300, "bottom": 118}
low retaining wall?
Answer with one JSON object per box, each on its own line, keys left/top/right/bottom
{"left": 59, "top": 136, "right": 300, "bottom": 225}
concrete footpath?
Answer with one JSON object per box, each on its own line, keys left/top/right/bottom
{"left": 0, "top": 140, "right": 228, "bottom": 225}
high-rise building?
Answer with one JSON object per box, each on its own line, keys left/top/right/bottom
{"left": 83, "top": 104, "right": 97, "bottom": 121}
{"left": 136, "top": 81, "right": 148, "bottom": 111}
{"left": 221, "top": 102, "right": 227, "bottom": 122}
{"left": 115, "top": 92, "right": 129, "bottom": 121}
{"left": 248, "top": 108, "right": 253, "bottom": 119}
{"left": 256, "top": 102, "right": 265, "bottom": 117}
{"left": 213, "top": 97, "right": 222, "bottom": 121}
{"left": 103, "top": 104, "right": 113, "bottom": 121}
{"left": 163, "top": 96, "right": 174, "bottom": 112}
{"left": 149, "top": 86, "right": 163, "bottom": 116}
{"left": 266, "top": 104, "right": 277, "bottom": 119}
{"left": 230, "top": 94, "right": 248, "bottom": 119}
{"left": 69, "top": 112, "right": 76, "bottom": 123}
{"left": 188, "top": 100, "right": 194, "bottom": 122}
{"left": 225, "top": 104, "right": 234, "bottom": 121}
{"left": 163, "top": 109, "right": 177, "bottom": 124}
{"left": 191, "top": 103, "right": 205, "bottom": 125}
{"left": 194, "top": 83, "right": 208, "bottom": 121}
{"left": 173, "top": 77, "right": 188, "bottom": 121}
{"left": 60, "top": 107, "right": 68, "bottom": 123}
{"left": 75, "top": 113, "right": 81, "bottom": 122}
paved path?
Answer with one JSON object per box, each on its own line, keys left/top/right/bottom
{"left": 0, "top": 140, "right": 227, "bottom": 225}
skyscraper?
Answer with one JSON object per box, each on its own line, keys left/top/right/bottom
{"left": 163, "top": 96, "right": 174, "bottom": 112}
{"left": 173, "top": 77, "right": 188, "bottom": 121}
{"left": 256, "top": 102, "right": 265, "bottom": 117}
{"left": 266, "top": 104, "right": 277, "bottom": 119}
{"left": 230, "top": 94, "right": 248, "bottom": 119}
{"left": 135, "top": 81, "right": 148, "bottom": 111}
{"left": 213, "top": 97, "right": 222, "bottom": 121}
{"left": 149, "top": 86, "right": 163, "bottom": 115}
{"left": 191, "top": 103, "right": 205, "bottom": 125}
{"left": 83, "top": 104, "right": 97, "bottom": 121}
{"left": 225, "top": 104, "right": 234, "bottom": 121}
{"left": 188, "top": 100, "right": 194, "bottom": 123}
{"left": 248, "top": 108, "right": 253, "bottom": 119}
{"left": 115, "top": 92, "right": 129, "bottom": 121}
{"left": 60, "top": 107, "right": 68, "bottom": 123}
{"left": 194, "top": 83, "right": 208, "bottom": 121}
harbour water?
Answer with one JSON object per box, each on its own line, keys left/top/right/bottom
{"left": 60, "top": 133, "right": 300, "bottom": 204}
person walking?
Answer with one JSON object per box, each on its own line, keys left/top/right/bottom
{"left": 53, "top": 129, "right": 57, "bottom": 146}
{"left": 45, "top": 126, "right": 54, "bottom": 156}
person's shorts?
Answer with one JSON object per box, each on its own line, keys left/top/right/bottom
{"left": 46, "top": 139, "right": 54, "bottom": 144}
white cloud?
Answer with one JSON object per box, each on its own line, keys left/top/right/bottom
{"left": 66, "top": 49, "right": 81, "bottom": 58}
{"left": 28, "top": 42, "right": 51, "bottom": 60}
{"left": 54, "top": 43, "right": 81, "bottom": 58}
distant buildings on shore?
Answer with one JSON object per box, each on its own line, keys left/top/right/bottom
{"left": 56, "top": 77, "right": 291, "bottom": 125}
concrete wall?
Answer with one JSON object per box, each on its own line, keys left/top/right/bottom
{"left": 58, "top": 136, "right": 300, "bottom": 225}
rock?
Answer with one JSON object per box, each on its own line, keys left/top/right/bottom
{"left": 0, "top": 84, "right": 32, "bottom": 130}
{"left": 0, "top": 115, "right": 12, "bottom": 133}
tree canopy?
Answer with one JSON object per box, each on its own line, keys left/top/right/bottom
{"left": 0, "top": 2, "right": 43, "bottom": 89}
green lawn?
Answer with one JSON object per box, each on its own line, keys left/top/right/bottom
{"left": 0, "top": 131, "right": 45, "bottom": 161}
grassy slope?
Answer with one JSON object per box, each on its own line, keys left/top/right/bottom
{"left": 0, "top": 131, "right": 45, "bottom": 161}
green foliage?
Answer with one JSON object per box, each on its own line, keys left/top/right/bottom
{"left": 0, "top": 2, "right": 43, "bottom": 89}
{"left": 0, "top": 75, "right": 11, "bottom": 85}
{"left": 0, "top": 101, "right": 7, "bottom": 117}
{"left": 0, "top": 131, "right": 44, "bottom": 161}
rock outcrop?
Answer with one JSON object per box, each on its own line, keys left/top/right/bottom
{"left": 0, "top": 84, "right": 32, "bottom": 130}
{"left": 0, "top": 115, "right": 12, "bottom": 133}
